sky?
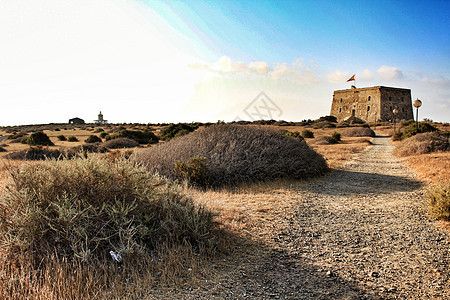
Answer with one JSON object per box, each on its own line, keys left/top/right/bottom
{"left": 0, "top": 0, "right": 449, "bottom": 125}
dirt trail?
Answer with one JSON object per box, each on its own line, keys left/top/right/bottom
{"left": 174, "top": 136, "right": 450, "bottom": 299}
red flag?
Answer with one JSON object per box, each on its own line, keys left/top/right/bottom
{"left": 347, "top": 74, "right": 355, "bottom": 82}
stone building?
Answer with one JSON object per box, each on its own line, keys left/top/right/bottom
{"left": 330, "top": 86, "right": 413, "bottom": 122}
{"left": 69, "top": 117, "right": 85, "bottom": 125}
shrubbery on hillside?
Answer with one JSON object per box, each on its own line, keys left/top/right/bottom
{"left": 107, "top": 129, "right": 159, "bottom": 144}
{"left": 0, "top": 156, "right": 217, "bottom": 265}
{"left": 160, "top": 123, "right": 198, "bottom": 140}
{"left": 27, "top": 131, "right": 54, "bottom": 146}
{"left": 136, "top": 124, "right": 328, "bottom": 187}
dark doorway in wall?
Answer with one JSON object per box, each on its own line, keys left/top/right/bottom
{"left": 352, "top": 109, "right": 356, "bottom": 116}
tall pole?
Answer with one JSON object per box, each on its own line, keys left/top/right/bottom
{"left": 416, "top": 107, "right": 419, "bottom": 131}
{"left": 413, "top": 99, "right": 422, "bottom": 132}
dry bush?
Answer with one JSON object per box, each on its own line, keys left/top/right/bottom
{"left": 5, "top": 147, "right": 63, "bottom": 160}
{"left": 136, "top": 124, "right": 328, "bottom": 187}
{"left": 427, "top": 181, "right": 450, "bottom": 221}
{"left": 394, "top": 132, "right": 449, "bottom": 157}
{"left": 104, "top": 137, "right": 139, "bottom": 149}
{"left": 0, "top": 147, "right": 6, "bottom": 153}
{"left": 312, "top": 135, "right": 338, "bottom": 145}
{"left": 0, "top": 156, "right": 219, "bottom": 267}
{"left": 341, "top": 127, "right": 375, "bottom": 137}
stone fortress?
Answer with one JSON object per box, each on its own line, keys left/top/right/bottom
{"left": 330, "top": 86, "right": 414, "bottom": 123}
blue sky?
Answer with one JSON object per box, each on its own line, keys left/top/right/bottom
{"left": 0, "top": 0, "right": 448, "bottom": 125}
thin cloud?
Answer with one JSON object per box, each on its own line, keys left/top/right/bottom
{"left": 190, "top": 56, "right": 318, "bottom": 84}
{"left": 327, "top": 70, "right": 350, "bottom": 83}
{"left": 376, "top": 65, "right": 403, "bottom": 80}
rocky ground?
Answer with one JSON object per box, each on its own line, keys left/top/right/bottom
{"left": 157, "top": 135, "right": 450, "bottom": 299}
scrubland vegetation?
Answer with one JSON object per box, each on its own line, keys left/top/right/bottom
{"left": 392, "top": 121, "right": 450, "bottom": 223}
{"left": 0, "top": 118, "right": 447, "bottom": 298}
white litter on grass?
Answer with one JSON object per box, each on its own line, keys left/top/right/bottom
{"left": 109, "top": 250, "right": 122, "bottom": 262}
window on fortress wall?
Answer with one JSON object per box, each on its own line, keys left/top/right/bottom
{"left": 367, "top": 106, "right": 370, "bottom": 111}
{"left": 390, "top": 106, "right": 392, "bottom": 111}
{"left": 368, "top": 96, "right": 371, "bottom": 101}
{"left": 401, "top": 97, "right": 404, "bottom": 102}
{"left": 402, "top": 107, "right": 405, "bottom": 113}
{"left": 340, "top": 98, "right": 343, "bottom": 103}
{"left": 339, "top": 107, "right": 342, "bottom": 113}
{"left": 389, "top": 96, "right": 392, "bottom": 101}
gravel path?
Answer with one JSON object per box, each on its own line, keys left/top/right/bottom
{"left": 173, "top": 135, "right": 450, "bottom": 299}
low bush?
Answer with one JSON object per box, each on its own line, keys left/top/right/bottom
{"left": 100, "top": 132, "right": 108, "bottom": 139}
{"left": 0, "top": 147, "right": 6, "bottom": 152}
{"left": 312, "top": 121, "right": 336, "bottom": 129}
{"left": 104, "top": 138, "right": 139, "bottom": 149}
{"left": 161, "top": 123, "right": 197, "bottom": 141}
{"left": 400, "top": 122, "right": 438, "bottom": 140}
{"left": 67, "top": 136, "right": 78, "bottom": 142}
{"left": 285, "top": 131, "right": 304, "bottom": 141}
{"left": 93, "top": 128, "right": 104, "bottom": 133}
{"left": 136, "top": 124, "right": 328, "bottom": 187}
{"left": 107, "top": 129, "right": 159, "bottom": 144}
{"left": 313, "top": 136, "right": 339, "bottom": 145}
{"left": 27, "top": 131, "right": 54, "bottom": 146}
{"left": 0, "top": 156, "right": 218, "bottom": 266}
{"left": 57, "top": 135, "right": 67, "bottom": 141}
{"left": 85, "top": 135, "right": 102, "bottom": 143}
{"left": 6, "top": 147, "right": 63, "bottom": 160}
{"left": 394, "top": 132, "right": 449, "bottom": 157}
{"left": 316, "top": 115, "right": 337, "bottom": 123}
{"left": 331, "top": 131, "right": 341, "bottom": 141}
{"left": 427, "top": 181, "right": 450, "bottom": 221}
{"left": 341, "top": 127, "right": 375, "bottom": 137}
{"left": 68, "top": 144, "right": 109, "bottom": 155}
{"left": 174, "top": 156, "right": 210, "bottom": 187}
{"left": 301, "top": 129, "right": 314, "bottom": 139}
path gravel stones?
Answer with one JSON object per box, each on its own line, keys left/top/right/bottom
{"left": 173, "top": 135, "right": 450, "bottom": 299}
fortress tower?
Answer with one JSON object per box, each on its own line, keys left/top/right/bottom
{"left": 330, "top": 86, "right": 413, "bottom": 122}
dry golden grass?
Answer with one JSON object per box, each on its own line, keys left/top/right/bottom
{"left": 404, "top": 152, "right": 450, "bottom": 183}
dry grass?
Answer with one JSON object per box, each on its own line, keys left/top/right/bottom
{"left": 404, "top": 152, "right": 450, "bottom": 183}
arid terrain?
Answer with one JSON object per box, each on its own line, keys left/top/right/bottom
{"left": 0, "top": 122, "right": 448, "bottom": 299}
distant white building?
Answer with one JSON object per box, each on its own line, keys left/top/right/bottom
{"left": 95, "top": 111, "right": 108, "bottom": 124}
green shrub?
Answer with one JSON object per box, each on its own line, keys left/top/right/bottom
{"left": 67, "top": 136, "right": 78, "bottom": 142}
{"left": 107, "top": 130, "right": 158, "bottom": 144}
{"left": 391, "top": 131, "right": 403, "bottom": 141}
{"left": 316, "top": 115, "right": 337, "bottom": 123}
{"left": 57, "top": 135, "right": 67, "bottom": 141}
{"left": 0, "top": 156, "right": 217, "bottom": 265}
{"left": 85, "top": 135, "right": 102, "bottom": 143}
{"left": 175, "top": 156, "right": 210, "bottom": 187}
{"left": 301, "top": 129, "right": 314, "bottom": 138}
{"left": 0, "top": 147, "right": 6, "bottom": 153}
{"left": 161, "top": 123, "right": 197, "bottom": 141}
{"left": 331, "top": 131, "right": 341, "bottom": 141}
{"left": 401, "top": 122, "right": 438, "bottom": 139}
{"left": 427, "top": 181, "right": 450, "bottom": 221}
{"left": 27, "top": 131, "right": 54, "bottom": 146}
{"left": 99, "top": 132, "right": 108, "bottom": 139}
{"left": 285, "top": 131, "right": 304, "bottom": 141}
{"left": 137, "top": 124, "right": 328, "bottom": 187}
